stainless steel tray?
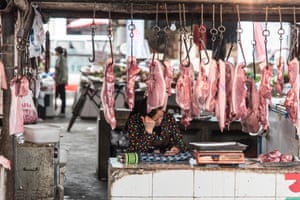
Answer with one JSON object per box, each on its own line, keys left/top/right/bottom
{"left": 261, "top": 161, "right": 300, "bottom": 167}
{"left": 189, "top": 142, "right": 248, "bottom": 151}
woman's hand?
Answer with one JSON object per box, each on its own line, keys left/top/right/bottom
{"left": 141, "top": 116, "right": 155, "bottom": 134}
{"left": 164, "top": 146, "right": 180, "bottom": 156}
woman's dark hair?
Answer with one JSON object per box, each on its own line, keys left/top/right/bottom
{"left": 55, "top": 46, "right": 67, "bottom": 57}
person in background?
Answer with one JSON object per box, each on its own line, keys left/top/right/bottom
{"left": 54, "top": 46, "right": 68, "bottom": 117}
{"left": 126, "top": 98, "right": 187, "bottom": 156}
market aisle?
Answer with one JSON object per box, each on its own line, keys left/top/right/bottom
{"left": 40, "top": 91, "right": 108, "bottom": 200}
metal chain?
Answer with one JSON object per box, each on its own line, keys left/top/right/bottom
{"left": 128, "top": 3, "right": 135, "bottom": 63}
{"left": 210, "top": 4, "right": 218, "bottom": 44}
{"left": 108, "top": 10, "right": 113, "bottom": 64}
{"left": 236, "top": 5, "right": 246, "bottom": 65}
{"left": 252, "top": 22, "right": 256, "bottom": 80}
{"left": 278, "top": 6, "right": 285, "bottom": 65}
{"left": 262, "top": 6, "right": 270, "bottom": 67}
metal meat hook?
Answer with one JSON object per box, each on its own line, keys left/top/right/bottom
{"left": 89, "top": 2, "right": 96, "bottom": 63}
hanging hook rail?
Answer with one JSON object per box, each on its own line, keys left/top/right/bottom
{"left": 236, "top": 5, "right": 246, "bottom": 66}
{"left": 152, "top": 3, "right": 160, "bottom": 63}
{"left": 214, "top": 4, "right": 226, "bottom": 60}
{"left": 278, "top": 6, "right": 285, "bottom": 66}
{"left": 288, "top": 7, "right": 297, "bottom": 62}
{"left": 88, "top": 1, "right": 96, "bottom": 63}
{"left": 179, "top": 3, "right": 190, "bottom": 67}
{"left": 108, "top": 10, "right": 114, "bottom": 64}
{"left": 199, "top": 4, "right": 209, "bottom": 65}
{"left": 210, "top": 4, "right": 218, "bottom": 52}
{"left": 262, "top": 6, "right": 270, "bottom": 68}
{"left": 128, "top": 3, "right": 135, "bottom": 64}
{"left": 251, "top": 22, "right": 256, "bottom": 80}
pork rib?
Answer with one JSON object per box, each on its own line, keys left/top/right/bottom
{"left": 232, "top": 63, "right": 248, "bottom": 120}
{"left": 284, "top": 58, "right": 299, "bottom": 126}
{"left": 205, "top": 59, "right": 218, "bottom": 113}
{"left": 224, "top": 61, "right": 235, "bottom": 128}
{"left": 259, "top": 62, "right": 273, "bottom": 131}
{"left": 176, "top": 61, "right": 194, "bottom": 127}
{"left": 125, "top": 56, "right": 140, "bottom": 111}
{"left": 241, "top": 78, "right": 260, "bottom": 133}
{"left": 162, "top": 60, "right": 173, "bottom": 110}
{"left": 101, "top": 58, "right": 116, "bottom": 129}
{"left": 146, "top": 60, "right": 166, "bottom": 113}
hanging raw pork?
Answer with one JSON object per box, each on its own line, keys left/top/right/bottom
{"left": 284, "top": 58, "right": 299, "bottom": 126}
{"left": 176, "top": 61, "right": 194, "bottom": 127}
{"left": 241, "top": 78, "right": 260, "bottom": 133}
{"left": 224, "top": 61, "right": 235, "bottom": 128}
{"left": 215, "top": 60, "right": 226, "bottom": 132}
{"left": 125, "top": 56, "right": 140, "bottom": 111}
{"left": 205, "top": 59, "right": 218, "bottom": 113}
{"left": 146, "top": 59, "right": 166, "bottom": 113}
{"left": 101, "top": 58, "right": 116, "bottom": 129}
{"left": 275, "top": 57, "right": 284, "bottom": 96}
{"left": 162, "top": 60, "right": 173, "bottom": 110}
{"left": 232, "top": 63, "right": 248, "bottom": 120}
{"left": 9, "top": 76, "right": 29, "bottom": 135}
{"left": 259, "top": 63, "right": 273, "bottom": 131}
{"left": 192, "top": 60, "right": 209, "bottom": 117}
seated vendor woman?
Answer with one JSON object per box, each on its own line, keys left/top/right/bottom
{"left": 126, "top": 101, "right": 187, "bottom": 156}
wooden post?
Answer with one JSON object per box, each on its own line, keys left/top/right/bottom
{"left": 0, "top": 9, "right": 16, "bottom": 200}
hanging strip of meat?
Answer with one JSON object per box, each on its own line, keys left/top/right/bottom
{"left": 9, "top": 76, "right": 28, "bottom": 135}
{"left": 259, "top": 62, "right": 273, "bottom": 131}
{"left": 232, "top": 63, "right": 248, "bottom": 120}
{"left": 162, "top": 60, "right": 173, "bottom": 110}
{"left": 125, "top": 56, "right": 140, "bottom": 111}
{"left": 241, "top": 78, "right": 260, "bottom": 133}
{"left": 100, "top": 58, "right": 116, "bottom": 129}
{"left": 284, "top": 58, "right": 299, "bottom": 127}
{"left": 275, "top": 57, "right": 284, "bottom": 96}
{"left": 224, "top": 61, "right": 234, "bottom": 129}
{"left": 215, "top": 60, "right": 226, "bottom": 132}
{"left": 192, "top": 60, "right": 209, "bottom": 117}
{"left": 205, "top": 59, "right": 218, "bottom": 113}
{"left": 176, "top": 61, "right": 194, "bottom": 127}
{"left": 146, "top": 59, "right": 166, "bottom": 113}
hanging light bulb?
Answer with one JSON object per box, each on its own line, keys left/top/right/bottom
{"left": 170, "top": 21, "right": 176, "bottom": 31}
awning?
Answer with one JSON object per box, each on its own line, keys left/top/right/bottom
{"left": 67, "top": 18, "right": 109, "bottom": 29}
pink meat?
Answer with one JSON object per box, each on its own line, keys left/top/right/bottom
{"left": 0, "top": 155, "right": 11, "bottom": 170}
{"left": 176, "top": 61, "right": 194, "bottom": 127}
{"left": 125, "top": 56, "right": 140, "bottom": 111}
{"left": 205, "top": 59, "right": 218, "bottom": 113}
{"left": 275, "top": 57, "right": 284, "bottom": 96}
{"left": 162, "top": 60, "right": 173, "bottom": 110}
{"left": 192, "top": 60, "right": 209, "bottom": 117}
{"left": 259, "top": 63, "right": 273, "bottom": 131}
{"left": 146, "top": 59, "right": 166, "bottom": 113}
{"left": 224, "top": 61, "right": 235, "bottom": 128}
{"left": 101, "top": 58, "right": 116, "bottom": 129}
{"left": 241, "top": 78, "right": 260, "bottom": 133}
{"left": 215, "top": 60, "right": 226, "bottom": 132}
{"left": 284, "top": 58, "right": 299, "bottom": 125}
{"left": 232, "top": 63, "right": 248, "bottom": 120}
{"left": 9, "top": 76, "right": 29, "bottom": 135}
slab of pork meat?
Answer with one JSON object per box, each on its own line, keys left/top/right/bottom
{"left": 125, "top": 56, "right": 140, "bottom": 111}
{"left": 162, "top": 60, "right": 173, "bottom": 110}
{"left": 215, "top": 60, "right": 226, "bottom": 132}
{"left": 232, "top": 63, "right": 248, "bottom": 120}
{"left": 259, "top": 150, "right": 293, "bottom": 163}
{"left": 275, "top": 58, "right": 284, "bottom": 96}
{"left": 176, "top": 61, "right": 194, "bottom": 128}
{"left": 241, "top": 78, "right": 260, "bottom": 133}
{"left": 205, "top": 59, "right": 218, "bottom": 113}
{"left": 259, "top": 63, "right": 273, "bottom": 131}
{"left": 192, "top": 60, "right": 209, "bottom": 117}
{"left": 224, "top": 61, "right": 235, "bottom": 128}
{"left": 101, "top": 58, "right": 116, "bottom": 129}
{"left": 146, "top": 59, "right": 166, "bottom": 113}
{"left": 284, "top": 58, "right": 299, "bottom": 125}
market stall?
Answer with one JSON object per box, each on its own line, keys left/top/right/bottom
{"left": 1, "top": 0, "right": 300, "bottom": 199}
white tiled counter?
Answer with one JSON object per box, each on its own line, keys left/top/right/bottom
{"left": 108, "top": 158, "right": 300, "bottom": 200}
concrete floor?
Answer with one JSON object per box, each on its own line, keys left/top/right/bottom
{"left": 41, "top": 91, "right": 108, "bottom": 200}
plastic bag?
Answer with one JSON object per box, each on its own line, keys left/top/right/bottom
{"left": 21, "top": 90, "right": 38, "bottom": 124}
